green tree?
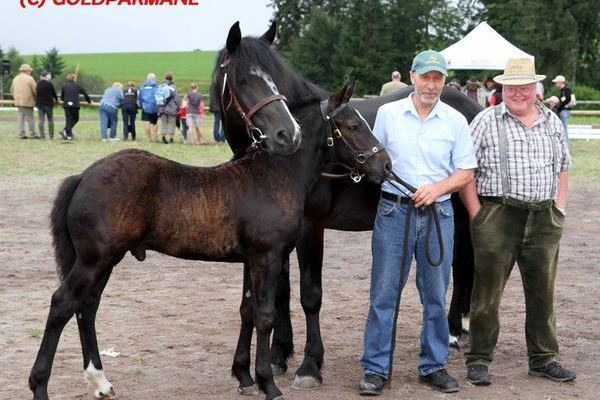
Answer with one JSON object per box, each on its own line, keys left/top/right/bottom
{"left": 332, "top": 0, "right": 392, "bottom": 95}
{"left": 270, "top": 0, "right": 346, "bottom": 51}
{"left": 480, "top": 0, "right": 578, "bottom": 85}
{"left": 42, "top": 47, "right": 66, "bottom": 78}
{"left": 31, "top": 54, "right": 42, "bottom": 80}
{"left": 6, "top": 47, "right": 25, "bottom": 80}
{"left": 284, "top": 9, "right": 341, "bottom": 91}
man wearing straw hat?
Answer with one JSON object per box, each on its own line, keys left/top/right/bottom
{"left": 10, "top": 63, "right": 38, "bottom": 139}
{"left": 460, "top": 58, "right": 575, "bottom": 385}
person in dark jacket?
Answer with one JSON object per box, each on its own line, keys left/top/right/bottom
{"left": 209, "top": 79, "right": 226, "bottom": 144}
{"left": 60, "top": 73, "right": 91, "bottom": 141}
{"left": 552, "top": 75, "right": 573, "bottom": 145}
{"left": 122, "top": 81, "right": 138, "bottom": 141}
{"left": 36, "top": 71, "right": 58, "bottom": 140}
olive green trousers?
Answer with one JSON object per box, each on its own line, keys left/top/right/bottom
{"left": 465, "top": 197, "right": 565, "bottom": 369}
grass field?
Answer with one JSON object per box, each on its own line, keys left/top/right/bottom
{"left": 26, "top": 51, "right": 220, "bottom": 95}
{"left": 0, "top": 109, "right": 232, "bottom": 180}
{"left": 1, "top": 108, "right": 599, "bottom": 183}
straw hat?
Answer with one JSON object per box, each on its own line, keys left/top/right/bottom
{"left": 493, "top": 58, "right": 545, "bottom": 86}
{"left": 19, "top": 63, "right": 33, "bottom": 72}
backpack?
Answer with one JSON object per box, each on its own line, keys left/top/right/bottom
{"left": 155, "top": 83, "right": 173, "bottom": 107}
{"left": 139, "top": 84, "right": 157, "bottom": 113}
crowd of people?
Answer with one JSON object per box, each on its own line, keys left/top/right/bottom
{"left": 9, "top": 65, "right": 227, "bottom": 145}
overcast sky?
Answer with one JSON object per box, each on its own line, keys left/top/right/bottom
{"left": 1, "top": 0, "right": 274, "bottom": 55}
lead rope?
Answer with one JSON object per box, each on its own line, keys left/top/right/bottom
{"left": 384, "top": 171, "right": 444, "bottom": 387}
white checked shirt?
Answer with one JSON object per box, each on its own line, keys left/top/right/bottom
{"left": 469, "top": 103, "right": 571, "bottom": 202}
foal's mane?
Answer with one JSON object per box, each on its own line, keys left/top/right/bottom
{"left": 215, "top": 36, "right": 329, "bottom": 109}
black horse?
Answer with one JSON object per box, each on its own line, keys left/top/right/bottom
{"left": 215, "top": 22, "right": 482, "bottom": 390}
{"left": 28, "top": 77, "right": 391, "bottom": 400}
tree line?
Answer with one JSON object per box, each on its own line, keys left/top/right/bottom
{"left": 0, "top": 46, "right": 106, "bottom": 96}
{"left": 269, "top": 0, "right": 600, "bottom": 96}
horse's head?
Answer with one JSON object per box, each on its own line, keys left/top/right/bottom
{"left": 215, "top": 21, "right": 302, "bottom": 156}
{"left": 323, "top": 83, "right": 392, "bottom": 184}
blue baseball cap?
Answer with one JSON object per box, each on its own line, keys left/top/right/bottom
{"left": 411, "top": 50, "right": 448, "bottom": 77}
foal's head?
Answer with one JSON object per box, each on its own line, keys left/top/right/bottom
{"left": 325, "top": 83, "right": 392, "bottom": 184}
{"left": 216, "top": 21, "right": 302, "bottom": 156}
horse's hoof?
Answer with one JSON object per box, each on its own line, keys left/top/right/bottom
{"left": 291, "top": 375, "right": 320, "bottom": 391}
{"left": 238, "top": 384, "right": 258, "bottom": 395}
{"left": 271, "top": 363, "right": 287, "bottom": 376}
{"left": 449, "top": 335, "right": 460, "bottom": 350}
{"left": 95, "top": 387, "right": 116, "bottom": 399}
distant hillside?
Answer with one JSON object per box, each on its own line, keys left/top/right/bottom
{"left": 28, "top": 51, "right": 219, "bottom": 94}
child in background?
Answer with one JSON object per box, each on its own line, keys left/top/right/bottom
{"left": 186, "top": 83, "right": 204, "bottom": 145}
{"left": 176, "top": 97, "right": 189, "bottom": 144}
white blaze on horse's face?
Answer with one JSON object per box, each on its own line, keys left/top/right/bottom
{"left": 249, "top": 65, "right": 301, "bottom": 141}
{"left": 355, "top": 109, "right": 373, "bottom": 133}
{"left": 84, "top": 362, "right": 115, "bottom": 399}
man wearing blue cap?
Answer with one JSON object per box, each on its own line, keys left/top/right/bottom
{"left": 359, "top": 50, "right": 477, "bottom": 395}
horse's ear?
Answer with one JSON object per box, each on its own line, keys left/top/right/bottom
{"left": 342, "top": 81, "right": 355, "bottom": 104}
{"left": 226, "top": 21, "right": 242, "bottom": 53}
{"left": 260, "top": 21, "right": 277, "bottom": 45}
{"left": 329, "top": 82, "right": 355, "bottom": 112}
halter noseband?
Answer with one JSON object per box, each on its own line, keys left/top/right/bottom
{"left": 320, "top": 99, "right": 385, "bottom": 183}
{"left": 220, "top": 57, "right": 288, "bottom": 146}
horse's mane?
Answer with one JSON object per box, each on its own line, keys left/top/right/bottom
{"left": 216, "top": 36, "right": 329, "bottom": 109}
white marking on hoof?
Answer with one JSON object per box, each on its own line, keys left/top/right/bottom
{"left": 271, "top": 363, "right": 286, "bottom": 376}
{"left": 462, "top": 315, "right": 470, "bottom": 333}
{"left": 84, "top": 362, "right": 115, "bottom": 399}
{"left": 237, "top": 383, "right": 258, "bottom": 395}
{"left": 449, "top": 335, "right": 459, "bottom": 349}
{"left": 273, "top": 396, "right": 285, "bottom": 400}
{"left": 291, "top": 375, "right": 320, "bottom": 391}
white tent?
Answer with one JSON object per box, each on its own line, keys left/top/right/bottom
{"left": 440, "top": 22, "right": 534, "bottom": 70}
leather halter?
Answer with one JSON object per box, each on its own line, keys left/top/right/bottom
{"left": 220, "top": 57, "right": 288, "bottom": 146}
{"left": 319, "top": 99, "right": 385, "bottom": 183}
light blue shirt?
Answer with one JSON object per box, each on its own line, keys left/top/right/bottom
{"left": 374, "top": 94, "right": 477, "bottom": 201}
{"left": 100, "top": 86, "right": 124, "bottom": 110}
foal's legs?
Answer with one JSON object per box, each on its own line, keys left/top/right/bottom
{"left": 77, "top": 268, "right": 115, "bottom": 398}
{"left": 232, "top": 259, "right": 294, "bottom": 393}
{"left": 248, "top": 252, "right": 285, "bottom": 400}
{"left": 29, "top": 260, "right": 115, "bottom": 400}
{"left": 232, "top": 263, "right": 258, "bottom": 394}
{"left": 291, "top": 223, "right": 325, "bottom": 390}
{"left": 270, "top": 258, "right": 293, "bottom": 374}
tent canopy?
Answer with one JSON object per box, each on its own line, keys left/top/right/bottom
{"left": 440, "top": 22, "right": 534, "bottom": 70}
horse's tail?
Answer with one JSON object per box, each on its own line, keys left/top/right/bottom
{"left": 51, "top": 174, "right": 82, "bottom": 281}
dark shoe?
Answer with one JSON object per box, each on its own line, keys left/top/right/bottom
{"left": 467, "top": 365, "right": 491, "bottom": 386}
{"left": 162, "top": 136, "right": 168, "bottom": 144}
{"left": 20, "top": 136, "right": 28, "bottom": 139}
{"left": 419, "top": 369, "right": 459, "bottom": 393}
{"left": 359, "top": 373, "right": 386, "bottom": 396}
{"left": 169, "top": 137, "right": 174, "bottom": 143}
{"left": 529, "top": 362, "right": 576, "bottom": 382}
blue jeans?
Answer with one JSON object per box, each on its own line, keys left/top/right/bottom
{"left": 212, "top": 111, "right": 225, "bottom": 143}
{"left": 361, "top": 197, "right": 454, "bottom": 377}
{"left": 558, "top": 109, "right": 570, "bottom": 145}
{"left": 99, "top": 104, "right": 119, "bottom": 139}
